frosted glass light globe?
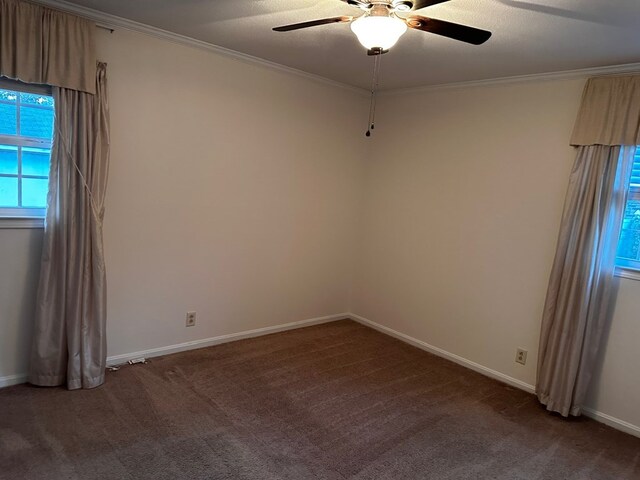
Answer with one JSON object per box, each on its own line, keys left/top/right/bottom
{"left": 350, "top": 15, "right": 408, "bottom": 50}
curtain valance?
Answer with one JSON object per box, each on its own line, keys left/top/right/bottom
{"left": 0, "top": 0, "right": 96, "bottom": 94}
{"left": 570, "top": 75, "right": 640, "bottom": 147}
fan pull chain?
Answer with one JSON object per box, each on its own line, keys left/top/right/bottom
{"left": 366, "top": 53, "right": 382, "bottom": 137}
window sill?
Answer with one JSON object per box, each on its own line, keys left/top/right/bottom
{"left": 0, "top": 217, "right": 44, "bottom": 229}
{"left": 614, "top": 267, "right": 640, "bottom": 281}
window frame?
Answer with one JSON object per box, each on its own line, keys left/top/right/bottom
{"left": 615, "top": 266, "right": 640, "bottom": 281}
{"left": 0, "top": 78, "right": 53, "bottom": 228}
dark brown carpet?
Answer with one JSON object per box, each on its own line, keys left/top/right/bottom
{"left": 1, "top": 320, "right": 639, "bottom": 479}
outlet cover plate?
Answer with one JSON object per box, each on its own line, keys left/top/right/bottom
{"left": 515, "top": 348, "right": 527, "bottom": 365}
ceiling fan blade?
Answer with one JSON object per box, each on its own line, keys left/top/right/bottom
{"left": 410, "top": 0, "right": 452, "bottom": 10}
{"left": 273, "top": 16, "right": 353, "bottom": 32}
{"left": 406, "top": 15, "right": 491, "bottom": 45}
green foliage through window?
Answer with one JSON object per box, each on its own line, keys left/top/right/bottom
{"left": 616, "top": 147, "right": 640, "bottom": 269}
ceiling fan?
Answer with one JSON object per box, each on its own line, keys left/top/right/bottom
{"left": 273, "top": 1, "right": 491, "bottom": 137}
{"left": 272, "top": 0, "right": 492, "bottom": 55}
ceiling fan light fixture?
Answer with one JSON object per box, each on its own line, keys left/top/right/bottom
{"left": 350, "top": 14, "right": 407, "bottom": 50}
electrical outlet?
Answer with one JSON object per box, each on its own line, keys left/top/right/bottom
{"left": 186, "top": 311, "right": 196, "bottom": 327}
{"left": 515, "top": 348, "right": 527, "bottom": 365}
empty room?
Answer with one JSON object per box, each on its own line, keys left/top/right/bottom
{"left": 1, "top": 0, "right": 640, "bottom": 478}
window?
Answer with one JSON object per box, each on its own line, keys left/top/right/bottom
{"left": 0, "top": 79, "right": 54, "bottom": 220}
{"left": 616, "top": 146, "right": 640, "bottom": 271}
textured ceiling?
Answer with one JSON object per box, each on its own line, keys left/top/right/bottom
{"left": 52, "top": 0, "right": 640, "bottom": 90}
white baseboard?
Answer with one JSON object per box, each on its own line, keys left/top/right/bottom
{"left": 0, "top": 313, "right": 349, "bottom": 388}
{"left": 348, "top": 313, "right": 536, "bottom": 394}
{"left": 106, "top": 313, "right": 349, "bottom": 365}
{"left": 0, "top": 374, "right": 28, "bottom": 389}
{"left": 582, "top": 407, "right": 640, "bottom": 438}
{"left": 348, "top": 313, "right": 640, "bottom": 439}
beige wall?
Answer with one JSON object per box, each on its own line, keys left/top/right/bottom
{"left": 0, "top": 27, "right": 367, "bottom": 378}
{"left": 101, "top": 30, "right": 368, "bottom": 357}
{"left": 0, "top": 228, "right": 42, "bottom": 382}
{"left": 587, "top": 278, "right": 640, "bottom": 428}
{"left": 351, "top": 78, "right": 640, "bottom": 431}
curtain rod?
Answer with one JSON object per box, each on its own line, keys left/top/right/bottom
{"left": 96, "top": 24, "right": 114, "bottom": 33}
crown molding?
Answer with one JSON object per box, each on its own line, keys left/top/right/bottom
{"left": 29, "top": 0, "right": 369, "bottom": 97}
{"left": 381, "top": 62, "right": 640, "bottom": 96}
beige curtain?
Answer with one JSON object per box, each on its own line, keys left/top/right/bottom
{"left": 0, "top": 0, "right": 109, "bottom": 389}
{"left": 571, "top": 76, "right": 640, "bottom": 146}
{"left": 29, "top": 63, "right": 110, "bottom": 389}
{"left": 0, "top": 0, "right": 96, "bottom": 93}
{"left": 537, "top": 75, "right": 640, "bottom": 416}
{"left": 537, "top": 145, "right": 633, "bottom": 416}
